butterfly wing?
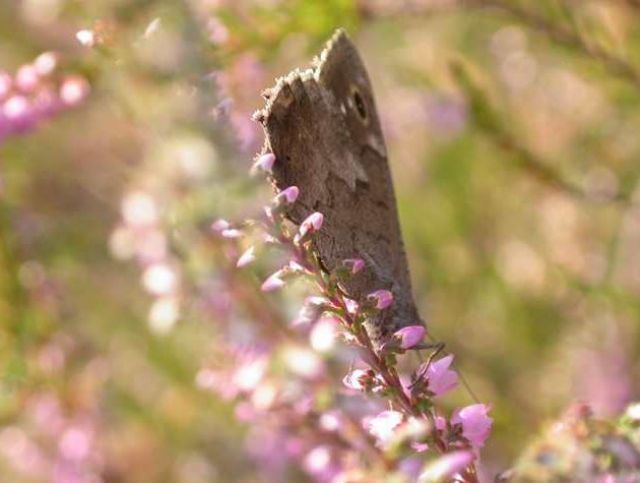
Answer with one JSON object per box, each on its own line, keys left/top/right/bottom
{"left": 257, "top": 30, "right": 422, "bottom": 343}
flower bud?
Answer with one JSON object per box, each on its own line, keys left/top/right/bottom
{"left": 274, "top": 186, "right": 299, "bottom": 206}
{"left": 236, "top": 246, "right": 256, "bottom": 268}
{"left": 294, "top": 212, "right": 323, "bottom": 244}
{"left": 261, "top": 270, "right": 285, "bottom": 292}
{"left": 393, "top": 325, "right": 425, "bottom": 349}
{"left": 367, "top": 289, "right": 393, "bottom": 310}
{"left": 251, "top": 152, "right": 275, "bottom": 175}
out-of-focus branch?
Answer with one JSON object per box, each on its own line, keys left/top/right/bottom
{"left": 464, "top": 0, "right": 640, "bottom": 90}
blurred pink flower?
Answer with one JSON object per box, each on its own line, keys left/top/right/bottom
{"left": 261, "top": 270, "right": 285, "bottom": 292}
{"left": 451, "top": 404, "right": 492, "bottom": 449}
{"left": 236, "top": 246, "right": 256, "bottom": 268}
{"left": 275, "top": 186, "right": 299, "bottom": 205}
{"left": 295, "top": 212, "right": 324, "bottom": 243}
{"left": 211, "top": 219, "right": 230, "bottom": 232}
{"left": 367, "top": 289, "right": 393, "bottom": 310}
{"left": 419, "top": 450, "right": 474, "bottom": 481}
{"left": 251, "top": 153, "right": 275, "bottom": 174}
{"left": 425, "top": 355, "right": 458, "bottom": 396}
{"left": 394, "top": 325, "right": 425, "bottom": 349}
{"left": 342, "top": 369, "right": 370, "bottom": 391}
{"left": 363, "top": 410, "right": 404, "bottom": 446}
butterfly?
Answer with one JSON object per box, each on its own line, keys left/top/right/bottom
{"left": 254, "top": 29, "right": 423, "bottom": 345}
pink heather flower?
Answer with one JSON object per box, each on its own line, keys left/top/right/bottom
{"left": 419, "top": 450, "right": 474, "bottom": 482}
{"left": 343, "top": 258, "right": 365, "bottom": 274}
{"left": 295, "top": 212, "right": 324, "bottom": 243}
{"left": 363, "top": 410, "right": 404, "bottom": 447}
{"left": 261, "top": 270, "right": 285, "bottom": 292}
{"left": 236, "top": 246, "right": 256, "bottom": 268}
{"left": 451, "top": 404, "right": 492, "bottom": 449}
{"left": 367, "top": 289, "right": 393, "bottom": 310}
{"left": 211, "top": 219, "right": 230, "bottom": 232}
{"left": 34, "top": 52, "right": 57, "bottom": 76}
{"left": 0, "top": 72, "right": 12, "bottom": 101}
{"left": 60, "top": 76, "right": 90, "bottom": 106}
{"left": 15, "top": 65, "right": 39, "bottom": 93}
{"left": 394, "top": 325, "right": 425, "bottom": 349}
{"left": 342, "top": 369, "right": 370, "bottom": 391}
{"left": 274, "top": 186, "right": 299, "bottom": 205}
{"left": 251, "top": 152, "right": 276, "bottom": 174}
{"left": 425, "top": 355, "right": 458, "bottom": 396}
{"left": 221, "top": 228, "right": 242, "bottom": 239}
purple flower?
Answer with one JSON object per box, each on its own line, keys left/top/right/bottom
{"left": 394, "top": 325, "right": 425, "bottom": 349}
{"left": 251, "top": 152, "right": 276, "bottom": 174}
{"left": 274, "top": 186, "right": 299, "bottom": 205}
{"left": 419, "top": 450, "right": 474, "bottom": 481}
{"left": 367, "top": 289, "right": 394, "bottom": 310}
{"left": 261, "top": 270, "right": 285, "bottom": 292}
{"left": 451, "top": 404, "right": 492, "bottom": 449}
{"left": 425, "top": 355, "right": 458, "bottom": 396}
{"left": 342, "top": 258, "right": 365, "bottom": 274}
{"left": 363, "top": 410, "right": 404, "bottom": 447}
{"left": 294, "top": 212, "right": 323, "bottom": 243}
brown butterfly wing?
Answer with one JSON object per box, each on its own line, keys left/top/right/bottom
{"left": 257, "top": 30, "right": 422, "bottom": 343}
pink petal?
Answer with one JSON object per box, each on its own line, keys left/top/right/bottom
{"left": 426, "top": 354, "right": 458, "bottom": 396}
{"left": 451, "top": 404, "right": 492, "bottom": 449}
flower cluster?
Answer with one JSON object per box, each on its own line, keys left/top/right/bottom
{"left": 0, "top": 52, "right": 89, "bottom": 144}
{"left": 207, "top": 152, "right": 493, "bottom": 482}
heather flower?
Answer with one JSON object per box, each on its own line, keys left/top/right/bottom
{"left": 251, "top": 152, "right": 275, "bottom": 174}
{"left": 274, "top": 186, "right": 299, "bottom": 205}
{"left": 367, "top": 289, "right": 394, "bottom": 310}
{"left": 221, "top": 228, "right": 243, "bottom": 239}
{"left": 394, "top": 325, "right": 425, "bottom": 349}
{"left": 424, "top": 355, "right": 458, "bottom": 396}
{"left": 451, "top": 404, "right": 492, "bottom": 449}
{"left": 363, "top": 410, "right": 404, "bottom": 447}
{"left": 342, "top": 369, "right": 371, "bottom": 391}
{"left": 309, "top": 315, "right": 339, "bottom": 353}
{"left": 418, "top": 450, "right": 474, "bottom": 482}
{"left": 261, "top": 270, "right": 285, "bottom": 292}
{"left": 211, "top": 219, "right": 230, "bottom": 232}
{"left": 236, "top": 246, "right": 256, "bottom": 268}
{"left": 59, "top": 76, "right": 90, "bottom": 106}
{"left": 294, "top": 212, "right": 324, "bottom": 244}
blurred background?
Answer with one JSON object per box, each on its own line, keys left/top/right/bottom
{"left": 1, "top": 0, "right": 640, "bottom": 481}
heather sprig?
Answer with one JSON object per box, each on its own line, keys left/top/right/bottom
{"left": 235, "top": 154, "right": 494, "bottom": 482}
